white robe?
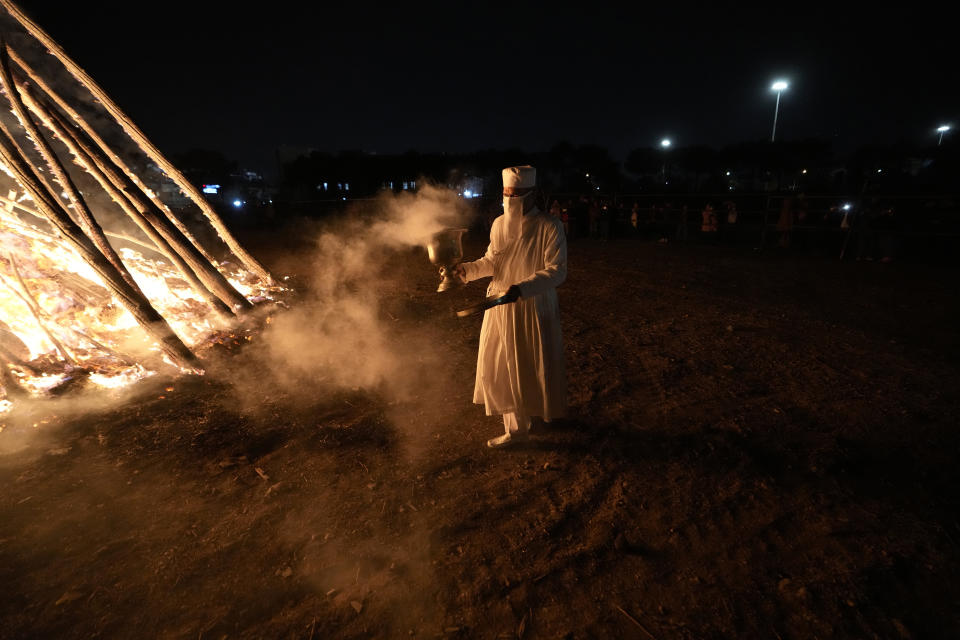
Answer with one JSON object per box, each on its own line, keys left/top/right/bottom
{"left": 461, "top": 208, "right": 567, "bottom": 420}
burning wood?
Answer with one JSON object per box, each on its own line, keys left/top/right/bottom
{"left": 0, "top": 0, "right": 275, "bottom": 286}
{"left": 0, "top": 1, "right": 286, "bottom": 410}
{"left": 3, "top": 45, "right": 220, "bottom": 268}
{"left": 0, "top": 48, "right": 140, "bottom": 294}
{"left": 22, "top": 84, "right": 248, "bottom": 317}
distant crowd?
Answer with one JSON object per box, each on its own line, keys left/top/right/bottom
{"left": 473, "top": 193, "right": 922, "bottom": 263}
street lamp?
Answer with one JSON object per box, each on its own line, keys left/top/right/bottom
{"left": 660, "top": 138, "right": 671, "bottom": 183}
{"left": 770, "top": 80, "right": 788, "bottom": 142}
{"left": 937, "top": 125, "right": 951, "bottom": 145}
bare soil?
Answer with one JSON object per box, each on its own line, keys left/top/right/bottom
{"left": 2, "top": 228, "right": 959, "bottom": 639}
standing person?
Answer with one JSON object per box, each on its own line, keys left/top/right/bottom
{"left": 549, "top": 199, "right": 562, "bottom": 219}
{"left": 701, "top": 201, "right": 718, "bottom": 241}
{"left": 630, "top": 202, "right": 640, "bottom": 236}
{"left": 453, "top": 165, "right": 567, "bottom": 448}
{"left": 588, "top": 198, "right": 600, "bottom": 239}
{"left": 723, "top": 200, "right": 738, "bottom": 245}
{"left": 599, "top": 201, "right": 612, "bottom": 241}
{"left": 726, "top": 201, "right": 738, "bottom": 224}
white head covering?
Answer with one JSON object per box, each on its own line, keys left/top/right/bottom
{"left": 502, "top": 165, "right": 537, "bottom": 189}
{"left": 501, "top": 165, "right": 536, "bottom": 243}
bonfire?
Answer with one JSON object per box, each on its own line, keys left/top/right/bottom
{"left": 0, "top": 0, "right": 285, "bottom": 412}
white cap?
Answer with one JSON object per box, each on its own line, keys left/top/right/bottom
{"left": 502, "top": 165, "right": 536, "bottom": 188}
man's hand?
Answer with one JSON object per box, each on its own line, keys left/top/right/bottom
{"left": 442, "top": 264, "right": 467, "bottom": 283}
{"left": 503, "top": 284, "right": 522, "bottom": 302}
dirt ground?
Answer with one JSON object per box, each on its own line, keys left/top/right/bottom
{"left": 2, "top": 224, "right": 959, "bottom": 639}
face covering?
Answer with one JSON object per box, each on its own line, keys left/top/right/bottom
{"left": 503, "top": 192, "right": 528, "bottom": 218}
{"left": 502, "top": 192, "right": 529, "bottom": 240}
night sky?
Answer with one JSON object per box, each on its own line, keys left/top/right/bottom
{"left": 6, "top": 2, "right": 954, "bottom": 175}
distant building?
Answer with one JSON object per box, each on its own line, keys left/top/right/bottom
{"left": 454, "top": 175, "right": 485, "bottom": 199}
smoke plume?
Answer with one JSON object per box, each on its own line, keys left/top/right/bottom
{"left": 230, "top": 183, "right": 472, "bottom": 408}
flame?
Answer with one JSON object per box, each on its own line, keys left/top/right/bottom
{"left": 0, "top": 188, "right": 287, "bottom": 410}
{"left": 88, "top": 365, "right": 153, "bottom": 389}
{"left": 19, "top": 372, "right": 69, "bottom": 393}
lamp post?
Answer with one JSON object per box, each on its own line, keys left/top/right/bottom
{"left": 660, "top": 138, "right": 671, "bottom": 184}
{"left": 937, "top": 125, "right": 951, "bottom": 146}
{"left": 770, "top": 80, "right": 788, "bottom": 142}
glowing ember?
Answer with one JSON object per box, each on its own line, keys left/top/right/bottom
{"left": 88, "top": 365, "right": 153, "bottom": 389}
{"left": 18, "top": 372, "right": 70, "bottom": 393}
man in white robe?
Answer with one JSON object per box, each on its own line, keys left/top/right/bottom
{"left": 454, "top": 165, "right": 567, "bottom": 448}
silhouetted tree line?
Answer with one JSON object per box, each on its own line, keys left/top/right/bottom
{"left": 175, "top": 137, "right": 960, "bottom": 211}
{"left": 172, "top": 148, "right": 238, "bottom": 186}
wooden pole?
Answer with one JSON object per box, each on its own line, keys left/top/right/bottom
{"left": 103, "top": 231, "right": 166, "bottom": 257}
{"left": 0, "top": 198, "right": 62, "bottom": 243}
{"left": 0, "top": 264, "right": 74, "bottom": 364}
{"left": 0, "top": 43, "right": 142, "bottom": 294}
{"left": 16, "top": 84, "right": 242, "bottom": 318}
{"left": 31, "top": 90, "right": 253, "bottom": 315}
{"left": 0, "top": 201, "right": 158, "bottom": 278}
{"left": 0, "top": 342, "right": 37, "bottom": 375}
{"left": 0, "top": 121, "right": 199, "bottom": 369}
{"left": 4, "top": 45, "right": 222, "bottom": 268}
{"left": 0, "top": 0, "right": 276, "bottom": 285}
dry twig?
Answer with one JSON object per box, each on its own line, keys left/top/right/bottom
{"left": 616, "top": 605, "right": 658, "bottom": 640}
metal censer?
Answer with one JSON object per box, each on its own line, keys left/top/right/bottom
{"left": 426, "top": 228, "right": 468, "bottom": 292}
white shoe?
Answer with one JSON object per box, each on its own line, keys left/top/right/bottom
{"left": 486, "top": 432, "right": 528, "bottom": 449}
